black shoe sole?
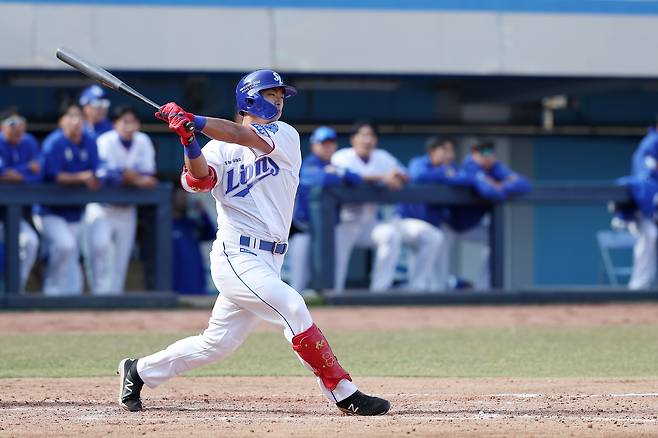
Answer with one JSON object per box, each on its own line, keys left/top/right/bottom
{"left": 338, "top": 401, "right": 391, "bottom": 416}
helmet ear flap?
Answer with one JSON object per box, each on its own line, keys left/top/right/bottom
{"left": 241, "top": 97, "right": 256, "bottom": 115}
{"left": 236, "top": 69, "right": 292, "bottom": 120}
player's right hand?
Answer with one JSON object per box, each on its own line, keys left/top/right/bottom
{"left": 383, "top": 169, "right": 406, "bottom": 191}
{"left": 0, "top": 169, "right": 24, "bottom": 182}
{"left": 81, "top": 171, "right": 100, "bottom": 191}
{"left": 135, "top": 175, "right": 158, "bottom": 189}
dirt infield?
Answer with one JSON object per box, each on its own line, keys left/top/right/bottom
{"left": 1, "top": 377, "right": 658, "bottom": 437}
{"left": 2, "top": 303, "right": 658, "bottom": 436}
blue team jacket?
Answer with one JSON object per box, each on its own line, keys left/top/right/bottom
{"left": 617, "top": 127, "right": 658, "bottom": 219}
{"left": 444, "top": 154, "right": 531, "bottom": 232}
{"left": 172, "top": 210, "right": 215, "bottom": 295}
{"left": 0, "top": 133, "right": 42, "bottom": 183}
{"left": 35, "top": 129, "right": 99, "bottom": 222}
{"left": 293, "top": 153, "right": 362, "bottom": 230}
{"left": 397, "top": 154, "right": 472, "bottom": 227}
{"left": 84, "top": 119, "right": 113, "bottom": 140}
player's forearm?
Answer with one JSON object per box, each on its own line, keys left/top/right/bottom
{"left": 184, "top": 154, "right": 209, "bottom": 179}
{"left": 55, "top": 172, "right": 88, "bottom": 185}
{"left": 361, "top": 175, "right": 385, "bottom": 184}
{"left": 200, "top": 118, "right": 245, "bottom": 145}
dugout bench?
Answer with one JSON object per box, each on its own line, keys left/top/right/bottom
{"left": 309, "top": 184, "right": 636, "bottom": 295}
{"left": 0, "top": 183, "right": 176, "bottom": 309}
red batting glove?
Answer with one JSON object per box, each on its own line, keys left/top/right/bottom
{"left": 169, "top": 116, "right": 195, "bottom": 145}
{"left": 155, "top": 102, "right": 194, "bottom": 123}
{"left": 155, "top": 102, "right": 196, "bottom": 145}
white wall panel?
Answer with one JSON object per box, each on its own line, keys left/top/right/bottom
{"left": 0, "top": 4, "right": 271, "bottom": 71}
{"left": 1, "top": 3, "right": 658, "bottom": 76}
{"left": 501, "top": 13, "right": 658, "bottom": 76}
{"left": 274, "top": 10, "right": 502, "bottom": 74}
{"left": 0, "top": 4, "right": 37, "bottom": 68}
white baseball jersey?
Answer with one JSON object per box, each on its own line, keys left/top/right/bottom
{"left": 87, "top": 130, "right": 155, "bottom": 295}
{"left": 138, "top": 119, "right": 360, "bottom": 404}
{"left": 95, "top": 131, "right": 156, "bottom": 176}
{"left": 331, "top": 148, "right": 402, "bottom": 222}
{"left": 182, "top": 121, "right": 301, "bottom": 242}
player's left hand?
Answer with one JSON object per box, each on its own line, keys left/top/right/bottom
{"left": 155, "top": 102, "right": 193, "bottom": 123}
{"left": 169, "top": 116, "right": 196, "bottom": 145}
{"left": 156, "top": 102, "right": 196, "bottom": 145}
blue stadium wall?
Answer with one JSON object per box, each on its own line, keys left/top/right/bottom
{"left": 533, "top": 137, "right": 636, "bottom": 286}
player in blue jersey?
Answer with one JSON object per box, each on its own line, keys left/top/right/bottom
{"left": 80, "top": 85, "right": 113, "bottom": 138}
{"left": 398, "top": 137, "right": 471, "bottom": 291}
{"left": 616, "top": 119, "right": 658, "bottom": 289}
{"left": 33, "top": 104, "right": 100, "bottom": 295}
{"left": 287, "top": 126, "right": 362, "bottom": 293}
{"left": 0, "top": 110, "right": 41, "bottom": 291}
{"left": 171, "top": 187, "right": 216, "bottom": 295}
{"left": 441, "top": 140, "right": 530, "bottom": 289}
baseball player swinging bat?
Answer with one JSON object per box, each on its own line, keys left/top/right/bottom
{"left": 55, "top": 47, "right": 194, "bottom": 141}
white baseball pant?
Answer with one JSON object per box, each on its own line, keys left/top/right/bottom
{"left": 84, "top": 204, "right": 137, "bottom": 295}
{"left": 136, "top": 233, "right": 358, "bottom": 403}
{"left": 333, "top": 219, "right": 402, "bottom": 292}
{"left": 399, "top": 218, "right": 444, "bottom": 292}
{"left": 436, "top": 221, "right": 491, "bottom": 290}
{"left": 1, "top": 220, "right": 39, "bottom": 291}
{"left": 628, "top": 217, "right": 657, "bottom": 290}
{"left": 33, "top": 214, "right": 83, "bottom": 296}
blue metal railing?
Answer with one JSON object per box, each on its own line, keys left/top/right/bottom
{"left": 309, "top": 184, "right": 632, "bottom": 290}
{"left": 0, "top": 183, "right": 172, "bottom": 294}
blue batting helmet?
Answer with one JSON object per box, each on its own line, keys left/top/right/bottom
{"left": 235, "top": 69, "right": 296, "bottom": 120}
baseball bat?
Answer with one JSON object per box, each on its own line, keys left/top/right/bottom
{"left": 55, "top": 47, "right": 194, "bottom": 138}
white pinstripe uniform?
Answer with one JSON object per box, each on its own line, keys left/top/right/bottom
{"left": 84, "top": 130, "right": 156, "bottom": 294}
{"left": 330, "top": 148, "right": 403, "bottom": 292}
{"left": 136, "top": 120, "right": 358, "bottom": 403}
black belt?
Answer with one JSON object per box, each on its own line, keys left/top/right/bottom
{"left": 239, "top": 235, "right": 288, "bottom": 255}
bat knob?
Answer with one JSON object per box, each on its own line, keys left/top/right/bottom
{"left": 184, "top": 121, "right": 195, "bottom": 133}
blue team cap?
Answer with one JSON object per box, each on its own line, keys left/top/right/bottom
{"left": 310, "top": 126, "right": 337, "bottom": 144}
{"left": 79, "top": 85, "right": 110, "bottom": 108}
{"left": 474, "top": 140, "right": 495, "bottom": 156}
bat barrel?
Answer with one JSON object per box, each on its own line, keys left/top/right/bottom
{"left": 56, "top": 47, "right": 123, "bottom": 90}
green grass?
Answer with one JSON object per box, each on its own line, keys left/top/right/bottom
{"left": 1, "top": 327, "right": 657, "bottom": 379}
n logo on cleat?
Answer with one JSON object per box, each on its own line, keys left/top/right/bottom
{"left": 123, "top": 376, "right": 133, "bottom": 398}
{"left": 348, "top": 404, "right": 359, "bottom": 413}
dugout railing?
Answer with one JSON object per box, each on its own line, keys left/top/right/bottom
{"left": 309, "top": 184, "right": 658, "bottom": 304}
{"left": 0, "top": 183, "right": 176, "bottom": 309}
